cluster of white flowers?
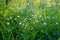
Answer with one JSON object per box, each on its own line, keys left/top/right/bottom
{"left": 6, "top": 16, "right": 12, "bottom": 21}
{"left": 8, "top": 16, "right": 18, "bottom": 20}
{"left": 32, "top": 14, "right": 37, "bottom": 18}
{"left": 5, "top": 14, "right": 59, "bottom": 28}
{"left": 6, "top": 15, "right": 21, "bottom": 25}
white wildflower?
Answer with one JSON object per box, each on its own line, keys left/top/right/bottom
{"left": 43, "top": 22, "right": 46, "bottom": 25}
{"left": 52, "top": 16, "right": 55, "bottom": 19}
{"left": 7, "top": 22, "right": 10, "bottom": 25}
{"left": 10, "top": 16, "right": 12, "bottom": 19}
{"left": 32, "top": 15, "right": 34, "bottom": 16}
{"left": 19, "top": 22, "right": 22, "bottom": 25}
{"left": 35, "top": 20, "right": 39, "bottom": 23}
{"left": 21, "top": 34, "right": 23, "bottom": 36}
{"left": 14, "top": 18, "right": 17, "bottom": 20}
{"left": 56, "top": 22, "right": 59, "bottom": 25}
{"left": 17, "top": 16, "right": 20, "bottom": 18}
{"left": 39, "top": 15, "right": 42, "bottom": 18}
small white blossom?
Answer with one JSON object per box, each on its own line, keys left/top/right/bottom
{"left": 17, "top": 16, "right": 20, "bottom": 18}
{"left": 10, "top": 16, "right": 12, "bottom": 19}
{"left": 39, "top": 15, "right": 42, "bottom": 18}
{"left": 56, "top": 22, "right": 59, "bottom": 25}
{"left": 47, "top": 16, "right": 50, "bottom": 19}
{"left": 21, "top": 34, "right": 23, "bottom": 36}
{"left": 7, "top": 22, "right": 10, "bottom": 25}
{"left": 52, "top": 16, "right": 55, "bottom": 19}
{"left": 43, "top": 22, "right": 46, "bottom": 25}
{"left": 32, "top": 15, "right": 34, "bottom": 16}
{"left": 19, "top": 22, "right": 22, "bottom": 25}
{"left": 14, "top": 18, "right": 17, "bottom": 20}
{"left": 35, "top": 20, "right": 39, "bottom": 23}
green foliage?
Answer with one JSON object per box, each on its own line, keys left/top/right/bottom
{"left": 0, "top": 0, "right": 60, "bottom": 40}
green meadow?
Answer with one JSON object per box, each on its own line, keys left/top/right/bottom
{"left": 0, "top": 0, "right": 60, "bottom": 40}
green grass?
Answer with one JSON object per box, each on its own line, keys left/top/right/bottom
{"left": 0, "top": 0, "right": 60, "bottom": 40}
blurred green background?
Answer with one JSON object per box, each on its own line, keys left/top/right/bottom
{"left": 0, "top": 0, "right": 60, "bottom": 40}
